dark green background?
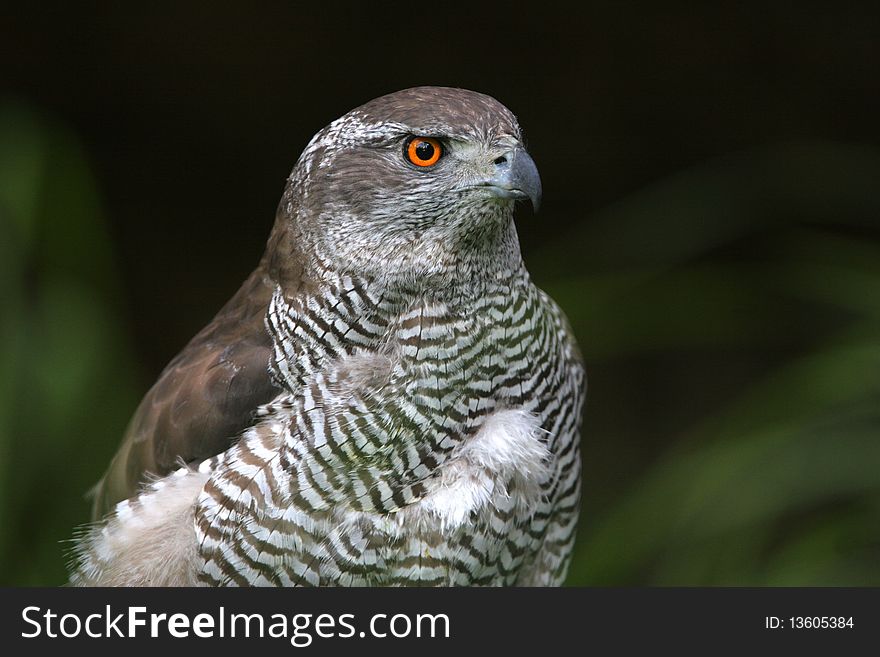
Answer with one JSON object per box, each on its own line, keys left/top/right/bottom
{"left": 1, "top": 3, "right": 878, "bottom": 585}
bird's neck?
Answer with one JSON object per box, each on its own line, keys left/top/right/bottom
{"left": 291, "top": 210, "right": 528, "bottom": 300}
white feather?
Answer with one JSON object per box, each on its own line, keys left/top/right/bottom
{"left": 402, "top": 408, "right": 551, "bottom": 532}
{"left": 72, "top": 469, "right": 209, "bottom": 586}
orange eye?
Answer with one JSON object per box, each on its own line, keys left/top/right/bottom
{"left": 405, "top": 137, "right": 443, "bottom": 167}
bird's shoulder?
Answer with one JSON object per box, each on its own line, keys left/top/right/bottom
{"left": 91, "top": 265, "right": 284, "bottom": 519}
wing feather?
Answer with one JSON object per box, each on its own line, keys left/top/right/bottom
{"left": 91, "top": 266, "right": 281, "bottom": 518}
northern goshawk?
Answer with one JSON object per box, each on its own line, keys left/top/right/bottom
{"left": 72, "top": 87, "right": 585, "bottom": 586}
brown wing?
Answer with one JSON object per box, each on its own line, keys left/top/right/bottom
{"left": 91, "top": 265, "right": 281, "bottom": 519}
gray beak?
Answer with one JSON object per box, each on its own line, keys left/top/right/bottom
{"left": 484, "top": 147, "right": 542, "bottom": 211}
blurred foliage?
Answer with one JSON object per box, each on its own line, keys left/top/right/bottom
{"left": 0, "top": 101, "right": 140, "bottom": 585}
{"left": 1, "top": 103, "right": 878, "bottom": 586}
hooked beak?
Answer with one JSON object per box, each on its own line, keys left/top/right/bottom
{"left": 479, "top": 147, "right": 542, "bottom": 212}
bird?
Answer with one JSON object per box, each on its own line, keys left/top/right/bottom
{"left": 71, "top": 86, "right": 585, "bottom": 586}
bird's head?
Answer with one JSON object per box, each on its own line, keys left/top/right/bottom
{"left": 278, "top": 87, "right": 541, "bottom": 285}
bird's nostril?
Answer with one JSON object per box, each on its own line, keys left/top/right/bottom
{"left": 493, "top": 156, "right": 507, "bottom": 165}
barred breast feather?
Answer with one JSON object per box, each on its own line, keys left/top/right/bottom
{"left": 73, "top": 264, "right": 584, "bottom": 586}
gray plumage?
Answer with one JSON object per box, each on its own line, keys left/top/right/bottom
{"left": 72, "top": 87, "right": 585, "bottom": 586}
